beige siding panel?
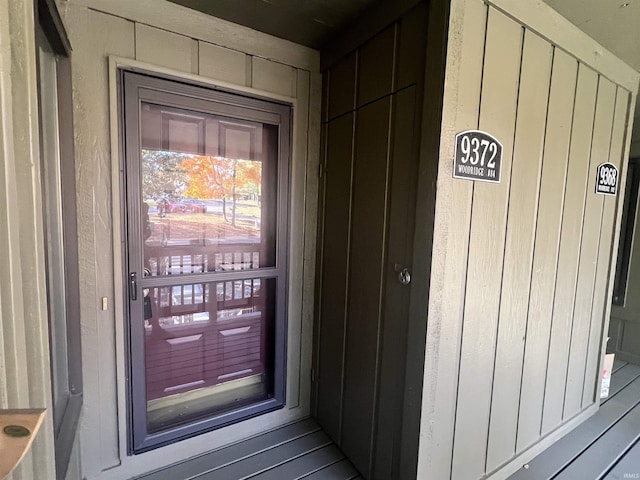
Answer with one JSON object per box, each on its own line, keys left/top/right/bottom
{"left": 562, "top": 82, "right": 621, "bottom": 419}
{"left": 486, "top": 0, "right": 638, "bottom": 93}
{"left": 64, "top": 6, "right": 136, "bottom": 476}
{"left": 416, "top": 1, "right": 487, "bottom": 478}
{"left": 135, "top": 24, "right": 197, "bottom": 74}
{"left": 67, "top": 0, "right": 319, "bottom": 71}
{"left": 0, "top": 0, "right": 33, "bottom": 443}
{"left": 299, "top": 70, "right": 322, "bottom": 415}
{"left": 198, "top": 42, "right": 247, "bottom": 86}
{"left": 287, "top": 69, "right": 311, "bottom": 409}
{"left": 252, "top": 58, "right": 297, "bottom": 98}
{"left": 532, "top": 63, "right": 598, "bottom": 427}
{"left": 582, "top": 88, "right": 631, "bottom": 407}
{"left": 485, "top": 31, "right": 552, "bottom": 472}
{"left": 0, "top": 0, "right": 58, "bottom": 477}
{"left": 451, "top": 9, "right": 522, "bottom": 480}
{"left": 516, "top": 49, "right": 578, "bottom": 451}
{"left": 542, "top": 78, "right": 616, "bottom": 434}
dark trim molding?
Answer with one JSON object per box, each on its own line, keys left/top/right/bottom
{"left": 35, "top": 0, "right": 72, "bottom": 57}
{"left": 400, "top": 1, "right": 451, "bottom": 478}
{"left": 55, "top": 394, "right": 82, "bottom": 480}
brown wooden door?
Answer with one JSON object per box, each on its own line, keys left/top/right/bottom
{"left": 314, "top": 6, "right": 427, "bottom": 478}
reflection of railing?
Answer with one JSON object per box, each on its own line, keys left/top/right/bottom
{"left": 145, "top": 242, "right": 260, "bottom": 276}
{"left": 144, "top": 285, "right": 266, "bottom": 401}
{"left": 154, "top": 279, "right": 260, "bottom": 318}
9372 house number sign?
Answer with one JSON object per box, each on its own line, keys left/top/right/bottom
{"left": 453, "top": 130, "right": 503, "bottom": 183}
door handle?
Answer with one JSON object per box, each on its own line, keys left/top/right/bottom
{"left": 130, "top": 272, "right": 138, "bottom": 301}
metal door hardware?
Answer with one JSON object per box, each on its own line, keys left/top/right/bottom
{"left": 394, "top": 264, "right": 411, "bottom": 285}
{"left": 130, "top": 272, "right": 138, "bottom": 301}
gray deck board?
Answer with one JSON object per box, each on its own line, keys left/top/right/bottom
{"left": 603, "top": 363, "right": 640, "bottom": 403}
{"left": 195, "top": 430, "right": 332, "bottom": 479}
{"left": 136, "top": 419, "right": 320, "bottom": 480}
{"left": 509, "top": 373, "right": 640, "bottom": 479}
{"left": 248, "top": 445, "right": 345, "bottom": 480}
{"left": 604, "top": 439, "right": 640, "bottom": 479}
{"left": 299, "top": 459, "right": 359, "bottom": 479}
{"left": 555, "top": 401, "right": 640, "bottom": 479}
{"left": 613, "top": 359, "right": 628, "bottom": 374}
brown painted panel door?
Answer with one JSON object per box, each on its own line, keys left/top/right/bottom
{"left": 316, "top": 87, "right": 421, "bottom": 479}
{"left": 315, "top": 8, "right": 427, "bottom": 478}
{"left": 316, "top": 86, "right": 421, "bottom": 479}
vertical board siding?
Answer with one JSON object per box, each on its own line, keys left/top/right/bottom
{"left": 0, "top": 0, "right": 58, "bottom": 477}
{"left": 452, "top": 9, "right": 523, "bottom": 480}
{"left": 341, "top": 97, "right": 392, "bottom": 476}
{"left": 485, "top": 30, "right": 552, "bottom": 473}
{"left": 135, "top": 23, "right": 198, "bottom": 74}
{"left": 301, "top": 70, "right": 323, "bottom": 419}
{"left": 534, "top": 63, "right": 597, "bottom": 428}
{"left": 288, "top": 68, "right": 312, "bottom": 409}
{"left": 582, "top": 88, "right": 632, "bottom": 408}
{"left": 417, "top": 1, "right": 487, "bottom": 478}
{"left": 555, "top": 78, "right": 616, "bottom": 425}
{"left": 316, "top": 113, "right": 355, "bottom": 443}
{"left": 425, "top": 1, "right": 638, "bottom": 479}
{"left": 516, "top": 49, "right": 578, "bottom": 452}
{"left": 542, "top": 77, "right": 615, "bottom": 434}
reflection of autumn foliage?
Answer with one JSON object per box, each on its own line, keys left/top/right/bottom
{"left": 180, "top": 155, "right": 261, "bottom": 226}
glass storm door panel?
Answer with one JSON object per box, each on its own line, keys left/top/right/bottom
{"left": 121, "top": 71, "right": 290, "bottom": 452}
{"left": 139, "top": 102, "right": 279, "bottom": 276}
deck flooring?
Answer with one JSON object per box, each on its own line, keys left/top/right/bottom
{"left": 133, "top": 361, "right": 640, "bottom": 480}
{"left": 508, "top": 359, "right": 640, "bottom": 480}
{"left": 132, "top": 418, "right": 361, "bottom": 480}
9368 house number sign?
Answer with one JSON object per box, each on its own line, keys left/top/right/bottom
{"left": 595, "top": 162, "right": 618, "bottom": 196}
{"left": 453, "top": 130, "right": 503, "bottom": 183}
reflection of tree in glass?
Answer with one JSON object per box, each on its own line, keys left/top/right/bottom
{"left": 180, "top": 155, "right": 261, "bottom": 227}
{"left": 141, "top": 149, "right": 190, "bottom": 199}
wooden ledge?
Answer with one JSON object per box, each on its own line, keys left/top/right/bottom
{"left": 0, "top": 409, "right": 46, "bottom": 480}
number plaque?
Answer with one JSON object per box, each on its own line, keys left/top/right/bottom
{"left": 453, "top": 130, "right": 503, "bottom": 183}
{"left": 595, "top": 162, "right": 618, "bottom": 196}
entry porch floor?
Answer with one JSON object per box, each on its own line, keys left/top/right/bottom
{"left": 133, "top": 361, "right": 640, "bottom": 480}
{"left": 133, "top": 418, "right": 361, "bottom": 480}
{"left": 509, "top": 359, "right": 640, "bottom": 480}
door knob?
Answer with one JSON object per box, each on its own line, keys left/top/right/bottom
{"left": 394, "top": 264, "right": 411, "bottom": 285}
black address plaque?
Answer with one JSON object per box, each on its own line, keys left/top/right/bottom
{"left": 453, "top": 130, "right": 503, "bottom": 183}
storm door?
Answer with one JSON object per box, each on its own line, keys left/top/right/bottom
{"left": 120, "top": 71, "right": 290, "bottom": 452}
